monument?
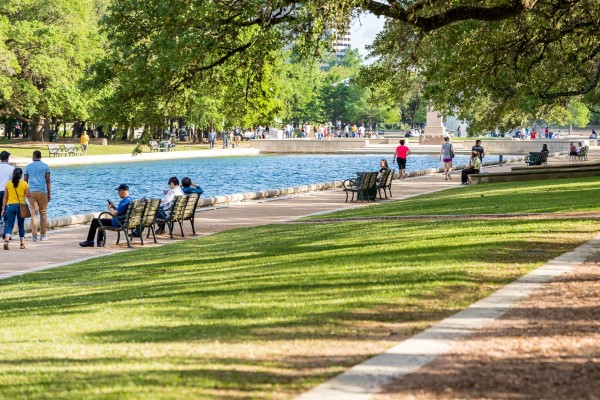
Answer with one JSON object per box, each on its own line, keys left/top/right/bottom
{"left": 420, "top": 109, "right": 446, "bottom": 145}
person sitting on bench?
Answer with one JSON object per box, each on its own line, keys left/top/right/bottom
{"left": 461, "top": 151, "right": 481, "bottom": 185}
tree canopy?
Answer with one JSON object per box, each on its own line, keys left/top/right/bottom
{"left": 2, "top": 0, "right": 599, "bottom": 138}
{"left": 97, "top": 0, "right": 599, "bottom": 133}
{"left": 0, "top": 0, "right": 105, "bottom": 139}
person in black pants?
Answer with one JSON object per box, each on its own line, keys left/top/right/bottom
{"left": 79, "top": 184, "right": 132, "bottom": 247}
{"left": 461, "top": 151, "right": 482, "bottom": 185}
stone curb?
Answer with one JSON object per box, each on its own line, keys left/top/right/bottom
{"left": 294, "top": 234, "right": 600, "bottom": 400}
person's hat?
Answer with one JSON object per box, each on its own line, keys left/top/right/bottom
{"left": 115, "top": 183, "right": 129, "bottom": 191}
{"left": 0, "top": 151, "right": 10, "bottom": 160}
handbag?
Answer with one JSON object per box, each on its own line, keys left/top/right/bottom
{"left": 13, "top": 185, "right": 31, "bottom": 218}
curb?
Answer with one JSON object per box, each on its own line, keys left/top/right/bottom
{"left": 294, "top": 234, "right": 600, "bottom": 399}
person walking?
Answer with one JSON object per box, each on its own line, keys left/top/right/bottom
{"left": 208, "top": 129, "right": 216, "bottom": 149}
{"left": 80, "top": 130, "right": 90, "bottom": 155}
{"left": 2, "top": 168, "right": 38, "bottom": 250}
{"left": 440, "top": 136, "right": 454, "bottom": 180}
{"left": 0, "top": 151, "right": 14, "bottom": 209}
{"left": 0, "top": 151, "right": 15, "bottom": 238}
{"left": 393, "top": 139, "right": 411, "bottom": 180}
{"left": 24, "top": 150, "right": 51, "bottom": 241}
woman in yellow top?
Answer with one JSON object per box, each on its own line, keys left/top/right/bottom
{"left": 2, "top": 168, "right": 38, "bottom": 250}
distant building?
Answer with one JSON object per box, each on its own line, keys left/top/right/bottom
{"left": 331, "top": 23, "right": 351, "bottom": 60}
{"left": 322, "top": 22, "right": 351, "bottom": 69}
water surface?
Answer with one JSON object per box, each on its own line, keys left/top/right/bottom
{"left": 49, "top": 154, "right": 475, "bottom": 217}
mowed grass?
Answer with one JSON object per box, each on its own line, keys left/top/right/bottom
{"left": 1, "top": 142, "right": 210, "bottom": 158}
{"left": 315, "top": 176, "right": 600, "bottom": 218}
{"left": 0, "top": 216, "right": 598, "bottom": 399}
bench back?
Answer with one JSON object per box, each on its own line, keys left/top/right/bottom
{"left": 124, "top": 200, "right": 147, "bottom": 229}
{"left": 182, "top": 193, "right": 199, "bottom": 221}
{"left": 386, "top": 168, "right": 395, "bottom": 186}
{"left": 169, "top": 195, "right": 188, "bottom": 222}
{"left": 377, "top": 169, "right": 392, "bottom": 188}
{"left": 140, "top": 198, "right": 161, "bottom": 227}
{"left": 358, "top": 172, "right": 378, "bottom": 189}
{"left": 47, "top": 144, "right": 60, "bottom": 156}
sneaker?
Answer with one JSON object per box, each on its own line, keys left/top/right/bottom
{"left": 32, "top": 235, "right": 38, "bottom": 242}
{"left": 40, "top": 235, "right": 49, "bottom": 241}
{"left": 79, "top": 240, "right": 94, "bottom": 247}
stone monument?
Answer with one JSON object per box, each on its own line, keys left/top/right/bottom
{"left": 420, "top": 109, "right": 446, "bottom": 145}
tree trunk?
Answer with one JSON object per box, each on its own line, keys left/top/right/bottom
{"left": 31, "top": 117, "right": 44, "bottom": 141}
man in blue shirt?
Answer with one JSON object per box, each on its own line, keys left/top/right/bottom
{"left": 79, "top": 184, "right": 132, "bottom": 247}
{"left": 24, "top": 151, "right": 51, "bottom": 241}
{"left": 181, "top": 177, "right": 204, "bottom": 196}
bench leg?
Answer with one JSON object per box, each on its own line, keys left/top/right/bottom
{"left": 123, "top": 231, "right": 132, "bottom": 248}
{"left": 190, "top": 217, "right": 196, "bottom": 235}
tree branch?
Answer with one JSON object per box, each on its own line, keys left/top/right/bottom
{"left": 365, "top": 0, "right": 539, "bottom": 32}
{"left": 540, "top": 57, "right": 600, "bottom": 99}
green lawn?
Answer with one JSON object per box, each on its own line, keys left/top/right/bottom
{"left": 315, "top": 177, "right": 600, "bottom": 219}
{"left": 0, "top": 142, "right": 210, "bottom": 158}
{"left": 0, "top": 214, "right": 597, "bottom": 398}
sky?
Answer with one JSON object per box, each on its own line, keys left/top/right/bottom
{"left": 350, "top": 12, "right": 385, "bottom": 60}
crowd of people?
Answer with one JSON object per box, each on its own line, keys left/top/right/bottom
{"left": 391, "top": 137, "right": 487, "bottom": 185}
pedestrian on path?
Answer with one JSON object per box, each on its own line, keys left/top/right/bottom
{"left": 393, "top": 139, "right": 411, "bottom": 180}
{"left": 0, "top": 151, "right": 14, "bottom": 234}
{"left": 24, "top": 151, "right": 51, "bottom": 242}
{"left": 2, "top": 168, "right": 38, "bottom": 250}
{"left": 439, "top": 136, "right": 454, "bottom": 180}
{"left": 80, "top": 130, "right": 90, "bottom": 155}
{"left": 209, "top": 130, "right": 216, "bottom": 149}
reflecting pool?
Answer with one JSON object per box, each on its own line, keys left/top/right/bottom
{"left": 49, "top": 153, "right": 476, "bottom": 217}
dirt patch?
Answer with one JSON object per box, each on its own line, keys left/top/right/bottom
{"left": 375, "top": 262, "right": 600, "bottom": 400}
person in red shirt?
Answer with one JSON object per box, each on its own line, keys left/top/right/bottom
{"left": 393, "top": 139, "right": 411, "bottom": 180}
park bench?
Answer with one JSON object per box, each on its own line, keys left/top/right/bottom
{"left": 181, "top": 193, "right": 200, "bottom": 236}
{"left": 376, "top": 168, "right": 395, "bottom": 199}
{"left": 64, "top": 144, "right": 82, "bottom": 156}
{"left": 149, "top": 140, "right": 159, "bottom": 152}
{"left": 97, "top": 199, "right": 147, "bottom": 248}
{"left": 343, "top": 171, "right": 378, "bottom": 202}
{"left": 524, "top": 152, "right": 548, "bottom": 166}
{"left": 47, "top": 144, "right": 68, "bottom": 157}
{"left": 155, "top": 195, "right": 189, "bottom": 239}
{"left": 570, "top": 146, "right": 588, "bottom": 161}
